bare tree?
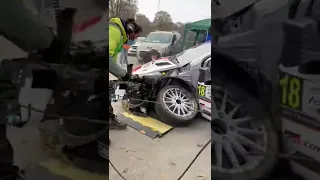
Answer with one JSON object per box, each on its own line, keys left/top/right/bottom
{"left": 136, "top": 14, "right": 154, "bottom": 36}
{"left": 109, "top": 0, "right": 138, "bottom": 19}
{"left": 153, "top": 11, "right": 175, "bottom": 31}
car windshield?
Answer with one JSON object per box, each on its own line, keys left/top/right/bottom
{"left": 144, "top": 33, "right": 172, "bottom": 44}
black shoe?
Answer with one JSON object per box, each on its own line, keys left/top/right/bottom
{"left": 109, "top": 119, "right": 127, "bottom": 130}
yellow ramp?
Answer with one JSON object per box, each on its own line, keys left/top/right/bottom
{"left": 119, "top": 112, "right": 173, "bottom": 138}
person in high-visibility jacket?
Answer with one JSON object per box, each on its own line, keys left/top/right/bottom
{"left": 109, "top": 17, "right": 142, "bottom": 130}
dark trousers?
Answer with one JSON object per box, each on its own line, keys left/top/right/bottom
{"left": 94, "top": 71, "right": 116, "bottom": 121}
{"left": 109, "top": 101, "right": 116, "bottom": 121}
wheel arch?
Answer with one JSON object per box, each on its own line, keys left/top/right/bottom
{"left": 212, "top": 52, "right": 260, "bottom": 101}
{"left": 152, "top": 77, "right": 195, "bottom": 97}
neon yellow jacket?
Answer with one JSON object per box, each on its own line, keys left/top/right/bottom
{"left": 109, "top": 18, "right": 128, "bottom": 61}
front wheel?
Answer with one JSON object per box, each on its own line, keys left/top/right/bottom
{"left": 211, "top": 77, "right": 278, "bottom": 180}
{"left": 155, "top": 85, "right": 198, "bottom": 126}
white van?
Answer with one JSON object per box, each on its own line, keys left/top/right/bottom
{"left": 128, "top": 37, "right": 146, "bottom": 56}
{"left": 136, "top": 31, "right": 181, "bottom": 62}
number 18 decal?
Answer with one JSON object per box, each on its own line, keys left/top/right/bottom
{"left": 198, "top": 85, "right": 206, "bottom": 97}
{"left": 279, "top": 73, "right": 303, "bottom": 110}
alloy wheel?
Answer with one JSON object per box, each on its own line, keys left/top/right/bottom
{"left": 212, "top": 85, "right": 268, "bottom": 173}
{"left": 162, "top": 88, "right": 195, "bottom": 118}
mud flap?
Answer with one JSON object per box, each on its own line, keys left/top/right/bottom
{"left": 117, "top": 112, "right": 173, "bottom": 138}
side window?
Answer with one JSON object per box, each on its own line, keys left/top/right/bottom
{"left": 172, "top": 35, "right": 177, "bottom": 43}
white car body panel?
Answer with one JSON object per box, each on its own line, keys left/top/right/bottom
{"left": 133, "top": 57, "right": 177, "bottom": 76}
{"left": 133, "top": 42, "right": 211, "bottom": 88}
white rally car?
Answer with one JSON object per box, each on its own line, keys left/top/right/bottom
{"left": 133, "top": 41, "right": 211, "bottom": 88}
{"left": 120, "top": 42, "right": 211, "bottom": 126}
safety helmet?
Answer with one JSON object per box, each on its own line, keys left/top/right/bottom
{"left": 125, "top": 18, "right": 142, "bottom": 34}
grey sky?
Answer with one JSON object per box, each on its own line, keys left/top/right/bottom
{"left": 137, "top": 0, "right": 211, "bottom": 23}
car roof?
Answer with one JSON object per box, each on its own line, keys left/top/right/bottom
{"left": 176, "top": 41, "right": 211, "bottom": 66}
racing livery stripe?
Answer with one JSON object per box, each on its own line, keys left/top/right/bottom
{"left": 291, "top": 152, "right": 320, "bottom": 174}
{"left": 73, "top": 16, "right": 102, "bottom": 33}
{"left": 281, "top": 106, "right": 320, "bottom": 131}
{"left": 199, "top": 96, "right": 211, "bottom": 102}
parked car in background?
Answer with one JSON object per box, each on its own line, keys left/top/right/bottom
{"left": 136, "top": 31, "right": 181, "bottom": 63}
{"left": 128, "top": 37, "right": 145, "bottom": 56}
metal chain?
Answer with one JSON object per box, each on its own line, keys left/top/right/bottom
{"left": 13, "top": 98, "right": 320, "bottom": 162}
{"left": 0, "top": 95, "right": 206, "bottom": 125}
{"left": 113, "top": 95, "right": 207, "bottom": 113}
{"left": 1, "top": 96, "right": 319, "bottom": 179}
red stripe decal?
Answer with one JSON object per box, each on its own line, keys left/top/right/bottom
{"left": 73, "top": 16, "right": 102, "bottom": 33}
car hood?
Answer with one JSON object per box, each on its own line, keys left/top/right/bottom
{"left": 132, "top": 54, "right": 195, "bottom": 76}
{"left": 132, "top": 42, "right": 141, "bottom": 47}
{"left": 133, "top": 42, "right": 211, "bottom": 76}
{"left": 174, "top": 54, "right": 194, "bottom": 67}
{"left": 132, "top": 57, "right": 177, "bottom": 76}
{"left": 138, "top": 43, "right": 169, "bottom": 51}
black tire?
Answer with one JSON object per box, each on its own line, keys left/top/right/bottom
{"left": 211, "top": 75, "right": 279, "bottom": 180}
{"left": 155, "top": 85, "right": 198, "bottom": 126}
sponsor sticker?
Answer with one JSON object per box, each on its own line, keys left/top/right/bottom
{"left": 305, "top": 86, "right": 320, "bottom": 118}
